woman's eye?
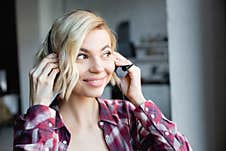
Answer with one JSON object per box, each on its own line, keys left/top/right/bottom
{"left": 103, "top": 50, "right": 112, "bottom": 58}
{"left": 77, "top": 53, "right": 88, "bottom": 60}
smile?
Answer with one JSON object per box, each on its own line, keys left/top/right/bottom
{"left": 83, "top": 77, "right": 106, "bottom": 87}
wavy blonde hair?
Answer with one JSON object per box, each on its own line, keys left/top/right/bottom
{"left": 35, "top": 9, "right": 117, "bottom": 101}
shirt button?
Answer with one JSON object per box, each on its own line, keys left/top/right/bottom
{"left": 48, "top": 122, "right": 53, "bottom": 127}
{"left": 99, "top": 121, "right": 104, "bottom": 128}
{"left": 99, "top": 121, "right": 104, "bottom": 126}
{"left": 151, "top": 114, "right": 155, "bottom": 119}
{"left": 145, "top": 107, "right": 149, "bottom": 112}
{"left": 165, "top": 131, "right": 169, "bottom": 136}
{"left": 63, "top": 140, "right": 67, "bottom": 144}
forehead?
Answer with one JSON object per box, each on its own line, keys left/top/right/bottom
{"left": 81, "top": 28, "right": 111, "bottom": 51}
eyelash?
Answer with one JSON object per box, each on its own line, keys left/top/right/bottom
{"left": 77, "top": 53, "right": 88, "bottom": 60}
{"left": 76, "top": 50, "right": 112, "bottom": 60}
{"left": 103, "top": 51, "right": 112, "bottom": 57}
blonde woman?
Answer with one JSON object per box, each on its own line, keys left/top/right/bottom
{"left": 13, "top": 9, "right": 192, "bottom": 151}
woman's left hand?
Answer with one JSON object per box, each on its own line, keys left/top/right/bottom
{"left": 113, "top": 52, "right": 146, "bottom": 106}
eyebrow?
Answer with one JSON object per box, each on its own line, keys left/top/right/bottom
{"left": 80, "top": 45, "right": 111, "bottom": 52}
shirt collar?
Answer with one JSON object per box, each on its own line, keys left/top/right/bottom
{"left": 50, "top": 97, "right": 118, "bottom": 128}
{"left": 50, "top": 96, "right": 65, "bottom": 129}
{"left": 96, "top": 97, "right": 118, "bottom": 126}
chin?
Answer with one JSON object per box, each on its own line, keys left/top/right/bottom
{"left": 80, "top": 87, "right": 105, "bottom": 98}
{"left": 83, "top": 92, "right": 103, "bottom": 98}
{"left": 90, "top": 89, "right": 105, "bottom": 97}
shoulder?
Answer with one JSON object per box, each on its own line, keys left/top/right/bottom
{"left": 14, "top": 105, "right": 58, "bottom": 130}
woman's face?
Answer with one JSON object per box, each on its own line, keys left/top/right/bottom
{"left": 72, "top": 28, "right": 115, "bottom": 98}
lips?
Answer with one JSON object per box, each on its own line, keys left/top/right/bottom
{"left": 83, "top": 76, "right": 106, "bottom": 87}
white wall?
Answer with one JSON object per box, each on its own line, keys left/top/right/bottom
{"left": 16, "top": 0, "right": 63, "bottom": 113}
{"left": 39, "top": 0, "right": 63, "bottom": 41}
{"left": 16, "top": 0, "right": 40, "bottom": 113}
{"left": 64, "top": 0, "right": 167, "bottom": 45}
{"left": 167, "top": 0, "right": 226, "bottom": 150}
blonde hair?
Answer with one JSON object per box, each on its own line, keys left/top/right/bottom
{"left": 35, "top": 9, "right": 117, "bottom": 101}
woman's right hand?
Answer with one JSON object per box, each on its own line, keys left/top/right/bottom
{"left": 29, "top": 53, "right": 59, "bottom": 106}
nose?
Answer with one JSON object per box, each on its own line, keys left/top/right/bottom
{"left": 89, "top": 58, "right": 104, "bottom": 73}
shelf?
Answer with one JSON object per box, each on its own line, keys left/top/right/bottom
{"left": 133, "top": 41, "right": 169, "bottom": 63}
{"left": 129, "top": 55, "right": 168, "bottom": 63}
{"left": 135, "top": 41, "right": 168, "bottom": 49}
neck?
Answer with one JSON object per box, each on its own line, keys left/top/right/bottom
{"left": 59, "top": 95, "right": 99, "bottom": 132}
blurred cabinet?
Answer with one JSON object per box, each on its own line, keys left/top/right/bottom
{"left": 0, "top": 93, "right": 19, "bottom": 126}
{"left": 0, "top": 0, "right": 21, "bottom": 126}
{"left": 131, "top": 41, "right": 169, "bottom": 84}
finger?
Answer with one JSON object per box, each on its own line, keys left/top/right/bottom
{"left": 31, "top": 53, "right": 57, "bottom": 73}
{"left": 48, "top": 68, "right": 60, "bottom": 83}
{"left": 46, "top": 53, "right": 58, "bottom": 59}
{"left": 41, "top": 63, "right": 59, "bottom": 77}
{"left": 114, "top": 52, "right": 134, "bottom": 72}
{"left": 126, "top": 65, "right": 141, "bottom": 84}
{"left": 113, "top": 52, "right": 132, "bottom": 66}
{"left": 30, "top": 63, "right": 58, "bottom": 87}
{"left": 36, "top": 56, "right": 58, "bottom": 71}
{"left": 32, "top": 55, "right": 58, "bottom": 78}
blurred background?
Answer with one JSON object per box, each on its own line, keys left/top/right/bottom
{"left": 0, "top": 0, "right": 225, "bottom": 150}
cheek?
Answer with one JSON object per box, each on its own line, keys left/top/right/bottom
{"left": 76, "top": 64, "right": 88, "bottom": 78}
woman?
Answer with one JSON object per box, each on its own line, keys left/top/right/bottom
{"left": 13, "top": 9, "right": 192, "bottom": 151}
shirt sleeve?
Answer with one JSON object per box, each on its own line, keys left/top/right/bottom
{"left": 130, "top": 100, "right": 192, "bottom": 151}
{"left": 13, "top": 105, "right": 58, "bottom": 151}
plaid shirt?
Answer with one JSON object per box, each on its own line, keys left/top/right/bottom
{"left": 13, "top": 98, "right": 192, "bottom": 151}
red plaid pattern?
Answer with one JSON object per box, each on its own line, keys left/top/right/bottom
{"left": 13, "top": 98, "right": 192, "bottom": 151}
